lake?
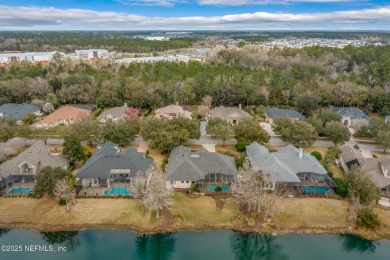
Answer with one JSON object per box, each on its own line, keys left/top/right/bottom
{"left": 0, "top": 229, "right": 389, "bottom": 260}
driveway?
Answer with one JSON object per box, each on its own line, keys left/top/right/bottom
{"left": 200, "top": 120, "right": 207, "bottom": 137}
{"left": 202, "top": 144, "right": 216, "bottom": 152}
{"left": 260, "top": 122, "right": 276, "bottom": 136}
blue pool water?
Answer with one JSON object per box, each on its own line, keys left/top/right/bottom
{"left": 104, "top": 186, "right": 132, "bottom": 196}
{"left": 302, "top": 186, "right": 334, "bottom": 195}
{"left": 208, "top": 184, "right": 229, "bottom": 193}
{"left": 9, "top": 188, "right": 31, "bottom": 194}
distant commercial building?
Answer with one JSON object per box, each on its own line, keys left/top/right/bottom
{"left": 0, "top": 52, "right": 63, "bottom": 66}
{"left": 75, "top": 49, "right": 108, "bottom": 61}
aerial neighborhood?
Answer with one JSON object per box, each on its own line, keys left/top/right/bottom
{"left": 0, "top": 40, "right": 390, "bottom": 239}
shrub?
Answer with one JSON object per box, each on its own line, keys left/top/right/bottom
{"left": 356, "top": 208, "right": 381, "bottom": 230}
{"left": 311, "top": 151, "right": 322, "bottom": 161}
{"left": 215, "top": 186, "right": 222, "bottom": 192}
{"left": 93, "top": 108, "right": 103, "bottom": 117}
{"left": 235, "top": 140, "right": 249, "bottom": 152}
{"left": 235, "top": 157, "right": 245, "bottom": 168}
{"left": 333, "top": 177, "right": 348, "bottom": 197}
{"left": 327, "top": 171, "right": 334, "bottom": 178}
{"left": 188, "top": 183, "right": 201, "bottom": 193}
{"left": 58, "top": 198, "right": 67, "bottom": 205}
{"left": 353, "top": 144, "right": 360, "bottom": 150}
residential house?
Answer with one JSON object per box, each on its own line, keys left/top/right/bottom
{"left": 34, "top": 105, "right": 91, "bottom": 128}
{"left": 75, "top": 142, "right": 153, "bottom": 194}
{"left": 166, "top": 146, "right": 237, "bottom": 189}
{"left": 339, "top": 146, "right": 367, "bottom": 171}
{"left": 207, "top": 105, "right": 251, "bottom": 125}
{"left": 245, "top": 142, "right": 336, "bottom": 190}
{"left": 0, "top": 103, "right": 41, "bottom": 122}
{"left": 0, "top": 141, "right": 69, "bottom": 189}
{"left": 155, "top": 104, "right": 192, "bottom": 120}
{"left": 98, "top": 104, "right": 137, "bottom": 123}
{"left": 265, "top": 107, "right": 305, "bottom": 124}
{"left": 361, "top": 157, "right": 390, "bottom": 197}
{"left": 331, "top": 107, "right": 370, "bottom": 127}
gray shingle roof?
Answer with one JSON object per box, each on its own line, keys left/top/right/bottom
{"left": 166, "top": 146, "right": 237, "bottom": 181}
{"left": 0, "top": 103, "right": 40, "bottom": 120}
{"left": 0, "top": 141, "right": 69, "bottom": 178}
{"left": 76, "top": 142, "right": 153, "bottom": 179}
{"left": 331, "top": 107, "right": 370, "bottom": 120}
{"left": 98, "top": 106, "right": 129, "bottom": 121}
{"left": 245, "top": 142, "right": 327, "bottom": 183}
{"left": 209, "top": 106, "right": 250, "bottom": 121}
{"left": 361, "top": 157, "right": 390, "bottom": 189}
{"left": 266, "top": 107, "right": 305, "bottom": 121}
{"left": 340, "top": 146, "right": 367, "bottom": 165}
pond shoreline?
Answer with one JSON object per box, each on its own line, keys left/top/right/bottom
{"left": 0, "top": 222, "right": 386, "bottom": 241}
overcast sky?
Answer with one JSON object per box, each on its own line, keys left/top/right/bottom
{"left": 0, "top": 0, "right": 389, "bottom": 30}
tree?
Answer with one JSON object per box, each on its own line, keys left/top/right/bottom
{"left": 42, "top": 102, "right": 55, "bottom": 114}
{"left": 53, "top": 178, "right": 76, "bottom": 211}
{"left": 63, "top": 135, "right": 85, "bottom": 163}
{"left": 231, "top": 162, "right": 267, "bottom": 213}
{"left": 280, "top": 120, "right": 318, "bottom": 147}
{"left": 375, "top": 130, "right": 390, "bottom": 153}
{"left": 34, "top": 166, "right": 73, "bottom": 197}
{"left": 347, "top": 165, "right": 379, "bottom": 206}
{"left": 141, "top": 165, "right": 173, "bottom": 219}
{"left": 234, "top": 118, "right": 270, "bottom": 144}
{"left": 0, "top": 124, "right": 14, "bottom": 142}
{"left": 21, "top": 113, "right": 37, "bottom": 125}
{"left": 206, "top": 117, "right": 234, "bottom": 146}
{"left": 124, "top": 107, "right": 139, "bottom": 121}
{"left": 324, "top": 121, "right": 350, "bottom": 147}
{"left": 102, "top": 120, "right": 139, "bottom": 145}
{"left": 202, "top": 95, "right": 213, "bottom": 108}
{"left": 71, "top": 119, "right": 101, "bottom": 146}
{"left": 295, "top": 92, "right": 321, "bottom": 116}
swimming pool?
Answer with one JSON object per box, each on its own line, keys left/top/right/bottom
{"left": 104, "top": 186, "right": 132, "bottom": 196}
{"left": 208, "top": 184, "right": 230, "bottom": 193}
{"left": 9, "top": 188, "right": 32, "bottom": 194}
{"left": 302, "top": 186, "right": 334, "bottom": 195}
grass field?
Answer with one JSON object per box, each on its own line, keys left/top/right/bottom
{"left": 170, "top": 193, "right": 240, "bottom": 227}
{"left": 215, "top": 145, "right": 242, "bottom": 158}
{"left": 272, "top": 198, "right": 349, "bottom": 229}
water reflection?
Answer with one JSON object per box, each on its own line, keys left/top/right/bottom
{"left": 339, "top": 235, "right": 377, "bottom": 254}
{"left": 0, "top": 229, "right": 10, "bottom": 238}
{"left": 230, "top": 232, "right": 288, "bottom": 260}
{"left": 136, "top": 233, "right": 175, "bottom": 260}
{"left": 40, "top": 231, "right": 80, "bottom": 251}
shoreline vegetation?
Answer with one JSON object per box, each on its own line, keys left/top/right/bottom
{"left": 0, "top": 193, "right": 389, "bottom": 241}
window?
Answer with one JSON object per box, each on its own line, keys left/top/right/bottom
{"left": 186, "top": 181, "right": 190, "bottom": 183}
{"left": 170, "top": 181, "right": 175, "bottom": 185}
{"left": 181, "top": 181, "right": 184, "bottom": 184}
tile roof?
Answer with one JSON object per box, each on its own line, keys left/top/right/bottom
{"left": 331, "top": 107, "right": 370, "bottom": 120}
{"left": 76, "top": 142, "right": 153, "bottom": 179}
{"left": 37, "top": 105, "right": 91, "bottom": 125}
{"left": 246, "top": 142, "right": 327, "bottom": 183}
{"left": 361, "top": 157, "right": 390, "bottom": 189}
{"left": 209, "top": 106, "right": 250, "bottom": 120}
{"left": 0, "top": 103, "right": 40, "bottom": 120}
{"left": 265, "top": 107, "right": 305, "bottom": 120}
{"left": 166, "top": 146, "right": 237, "bottom": 181}
{"left": 0, "top": 141, "right": 69, "bottom": 178}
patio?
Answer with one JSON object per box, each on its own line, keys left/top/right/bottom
{"left": 78, "top": 182, "right": 134, "bottom": 196}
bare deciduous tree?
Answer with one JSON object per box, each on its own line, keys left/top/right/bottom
{"left": 263, "top": 183, "right": 287, "bottom": 221}
{"left": 141, "top": 165, "right": 173, "bottom": 219}
{"left": 231, "top": 162, "right": 267, "bottom": 213}
{"left": 53, "top": 178, "right": 76, "bottom": 212}
{"left": 197, "top": 105, "right": 210, "bottom": 117}
{"left": 202, "top": 95, "right": 213, "bottom": 109}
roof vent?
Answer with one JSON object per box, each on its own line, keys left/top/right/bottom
{"left": 190, "top": 154, "right": 200, "bottom": 159}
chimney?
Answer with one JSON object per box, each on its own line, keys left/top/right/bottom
{"left": 238, "top": 104, "right": 242, "bottom": 110}
{"left": 176, "top": 101, "right": 179, "bottom": 106}
{"left": 298, "top": 148, "right": 303, "bottom": 159}
{"left": 123, "top": 103, "right": 128, "bottom": 108}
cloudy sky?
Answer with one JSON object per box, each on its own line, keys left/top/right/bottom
{"left": 0, "top": 0, "right": 389, "bottom": 30}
